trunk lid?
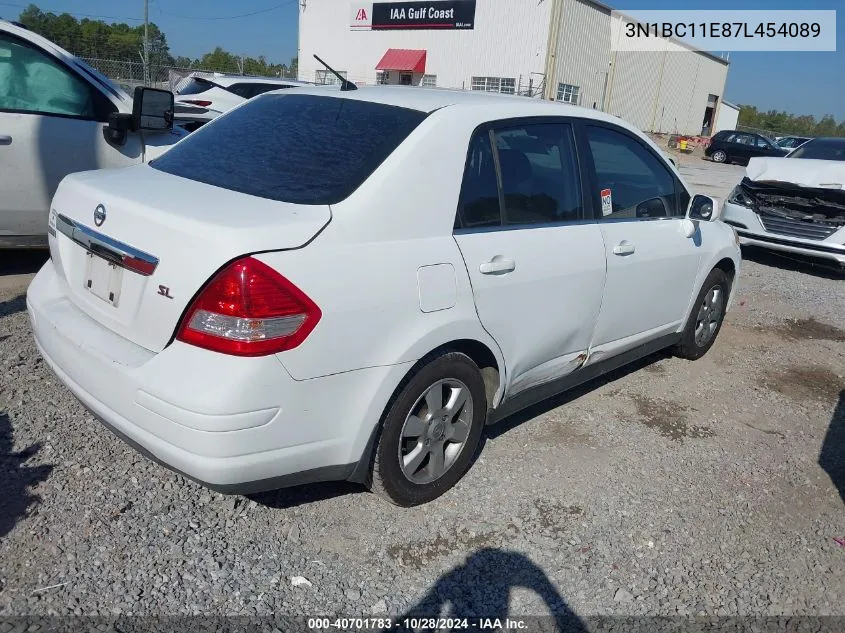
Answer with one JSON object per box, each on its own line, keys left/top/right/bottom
{"left": 48, "top": 165, "right": 330, "bottom": 353}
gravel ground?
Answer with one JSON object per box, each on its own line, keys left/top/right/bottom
{"left": 1, "top": 160, "right": 844, "bottom": 624}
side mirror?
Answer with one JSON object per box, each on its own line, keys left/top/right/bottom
{"left": 687, "top": 194, "right": 721, "bottom": 222}
{"left": 132, "top": 86, "right": 174, "bottom": 132}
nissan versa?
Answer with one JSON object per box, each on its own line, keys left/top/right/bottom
{"left": 27, "top": 86, "right": 741, "bottom": 506}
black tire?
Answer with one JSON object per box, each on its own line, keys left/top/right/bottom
{"left": 675, "top": 268, "right": 730, "bottom": 360}
{"left": 370, "top": 351, "right": 487, "bottom": 507}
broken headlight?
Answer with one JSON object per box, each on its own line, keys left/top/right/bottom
{"left": 727, "top": 185, "right": 755, "bottom": 208}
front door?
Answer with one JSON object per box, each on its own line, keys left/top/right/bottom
{"left": 581, "top": 123, "right": 702, "bottom": 360}
{"left": 453, "top": 121, "right": 606, "bottom": 396}
{"left": 0, "top": 31, "right": 141, "bottom": 243}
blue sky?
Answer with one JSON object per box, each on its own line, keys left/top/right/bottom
{"left": 1, "top": 0, "right": 842, "bottom": 118}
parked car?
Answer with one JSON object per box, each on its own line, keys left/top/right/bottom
{"left": 27, "top": 87, "right": 741, "bottom": 506}
{"left": 0, "top": 20, "right": 184, "bottom": 248}
{"left": 704, "top": 130, "right": 789, "bottom": 165}
{"left": 174, "top": 73, "right": 311, "bottom": 129}
{"left": 722, "top": 137, "right": 845, "bottom": 268}
{"left": 775, "top": 135, "right": 812, "bottom": 150}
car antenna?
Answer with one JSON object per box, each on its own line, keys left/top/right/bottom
{"left": 313, "top": 54, "right": 357, "bottom": 91}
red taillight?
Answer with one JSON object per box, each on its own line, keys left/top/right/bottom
{"left": 181, "top": 99, "right": 212, "bottom": 107}
{"left": 176, "top": 257, "right": 321, "bottom": 357}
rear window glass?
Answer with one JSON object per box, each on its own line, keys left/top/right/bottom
{"left": 176, "top": 77, "right": 215, "bottom": 95}
{"left": 151, "top": 94, "right": 427, "bottom": 205}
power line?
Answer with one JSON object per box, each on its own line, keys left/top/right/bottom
{"left": 156, "top": 0, "right": 296, "bottom": 21}
{"left": 0, "top": 1, "right": 143, "bottom": 21}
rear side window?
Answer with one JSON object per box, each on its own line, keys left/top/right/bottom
{"left": 152, "top": 94, "right": 427, "bottom": 205}
{"left": 456, "top": 132, "right": 501, "bottom": 228}
{"left": 494, "top": 124, "right": 582, "bottom": 225}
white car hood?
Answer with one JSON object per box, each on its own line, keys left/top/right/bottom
{"left": 746, "top": 157, "right": 845, "bottom": 189}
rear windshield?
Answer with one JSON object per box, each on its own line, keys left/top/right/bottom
{"left": 151, "top": 93, "right": 427, "bottom": 205}
{"left": 788, "top": 138, "right": 845, "bottom": 161}
{"left": 176, "top": 77, "right": 215, "bottom": 95}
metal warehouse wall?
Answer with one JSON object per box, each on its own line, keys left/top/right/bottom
{"left": 548, "top": 0, "right": 730, "bottom": 135}
{"left": 298, "top": 0, "right": 552, "bottom": 90}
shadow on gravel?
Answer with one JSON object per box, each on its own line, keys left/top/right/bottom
{"left": 248, "top": 481, "right": 365, "bottom": 509}
{"left": 392, "top": 548, "right": 586, "bottom": 630}
{"left": 0, "top": 413, "right": 53, "bottom": 538}
{"left": 0, "top": 294, "right": 26, "bottom": 318}
{"left": 819, "top": 390, "right": 845, "bottom": 505}
{"left": 741, "top": 246, "right": 845, "bottom": 280}
{"left": 486, "top": 350, "right": 670, "bottom": 441}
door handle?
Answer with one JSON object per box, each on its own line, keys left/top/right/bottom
{"left": 613, "top": 240, "right": 635, "bottom": 256}
{"left": 0, "top": 135, "right": 11, "bottom": 146}
{"left": 479, "top": 257, "right": 515, "bottom": 275}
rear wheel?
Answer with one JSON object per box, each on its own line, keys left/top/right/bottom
{"left": 370, "top": 352, "right": 487, "bottom": 506}
{"left": 675, "top": 268, "right": 730, "bottom": 360}
{"left": 711, "top": 150, "right": 727, "bottom": 163}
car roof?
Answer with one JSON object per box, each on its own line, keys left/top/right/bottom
{"left": 269, "top": 84, "right": 631, "bottom": 126}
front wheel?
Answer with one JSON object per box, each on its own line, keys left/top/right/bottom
{"left": 711, "top": 150, "right": 727, "bottom": 163}
{"left": 675, "top": 268, "right": 730, "bottom": 360}
{"left": 370, "top": 352, "right": 487, "bottom": 506}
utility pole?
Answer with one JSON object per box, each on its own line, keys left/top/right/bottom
{"left": 143, "top": 0, "right": 149, "bottom": 85}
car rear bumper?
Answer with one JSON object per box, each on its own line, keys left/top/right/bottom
{"left": 27, "top": 261, "right": 409, "bottom": 493}
{"left": 721, "top": 201, "right": 845, "bottom": 267}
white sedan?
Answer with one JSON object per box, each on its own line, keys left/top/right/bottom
{"left": 27, "top": 86, "right": 741, "bottom": 506}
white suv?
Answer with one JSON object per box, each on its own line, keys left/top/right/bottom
{"left": 27, "top": 86, "right": 741, "bottom": 506}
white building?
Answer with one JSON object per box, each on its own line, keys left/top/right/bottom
{"left": 298, "top": 0, "right": 733, "bottom": 136}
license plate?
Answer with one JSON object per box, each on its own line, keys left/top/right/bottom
{"left": 84, "top": 252, "right": 123, "bottom": 306}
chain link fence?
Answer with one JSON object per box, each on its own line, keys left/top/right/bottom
{"left": 78, "top": 57, "right": 300, "bottom": 94}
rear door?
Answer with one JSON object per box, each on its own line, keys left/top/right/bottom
{"left": 0, "top": 30, "right": 140, "bottom": 242}
{"left": 453, "top": 119, "right": 606, "bottom": 396}
{"left": 581, "top": 122, "right": 701, "bottom": 359}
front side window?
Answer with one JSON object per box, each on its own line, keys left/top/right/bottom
{"left": 556, "top": 83, "right": 580, "bottom": 105}
{"left": 494, "top": 124, "right": 582, "bottom": 225}
{"left": 586, "top": 125, "right": 678, "bottom": 219}
{"left": 755, "top": 135, "right": 774, "bottom": 149}
{"left": 0, "top": 34, "right": 96, "bottom": 118}
{"left": 152, "top": 94, "right": 426, "bottom": 205}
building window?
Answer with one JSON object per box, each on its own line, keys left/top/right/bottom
{"left": 315, "top": 69, "right": 348, "bottom": 86}
{"left": 471, "top": 76, "right": 516, "bottom": 95}
{"left": 399, "top": 72, "right": 412, "bottom": 86}
{"left": 376, "top": 71, "right": 389, "bottom": 85}
{"left": 556, "top": 83, "right": 580, "bottom": 105}
{"left": 421, "top": 74, "right": 437, "bottom": 87}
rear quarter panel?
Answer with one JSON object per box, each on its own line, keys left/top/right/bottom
{"left": 255, "top": 109, "right": 505, "bottom": 384}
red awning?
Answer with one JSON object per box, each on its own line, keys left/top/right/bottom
{"left": 375, "top": 49, "right": 427, "bottom": 73}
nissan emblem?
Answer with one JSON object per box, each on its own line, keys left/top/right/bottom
{"left": 94, "top": 204, "right": 106, "bottom": 227}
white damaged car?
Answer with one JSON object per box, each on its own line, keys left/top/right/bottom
{"left": 722, "top": 137, "right": 845, "bottom": 269}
